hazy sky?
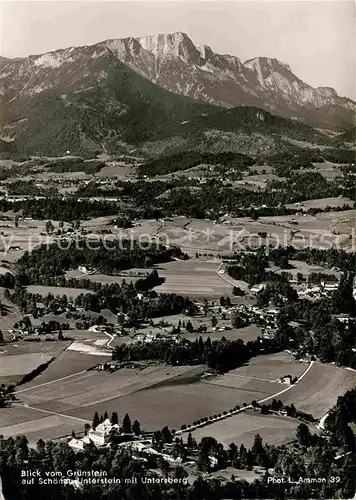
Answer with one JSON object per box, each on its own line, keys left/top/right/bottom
{"left": 0, "top": 0, "right": 355, "bottom": 99}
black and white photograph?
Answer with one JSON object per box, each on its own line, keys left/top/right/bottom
{"left": 0, "top": 1, "right": 355, "bottom": 499}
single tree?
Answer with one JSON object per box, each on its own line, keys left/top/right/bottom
{"left": 111, "top": 412, "right": 119, "bottom": 425}
{"left": 132, "top": 420, "right": 141, "bottom": 436}
{"left": 122, "top": 413, "right": 132, "bottom": 433}
{"left": 92, "top": 411, "right": 100, "bottom": 429}
{"left": 46, "top": 220, "right": 54, "bottom": 234}
{"left": 211, "top": 315, "right": 218, "bottom": 328}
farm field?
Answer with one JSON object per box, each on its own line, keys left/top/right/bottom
{"left": 310, "top": 162, "right": 343, "bottom": 181}
{"left": 68, "top": 381, "right": 242, "bottom": 431}
{"left": 274, "top": 259, "right": 340, "bottom": 279}
{"left": 26, "top": 286, "right": 93, "bottom": 297}
{"left": 18, "top": 350, "right": 106, "bottom": 387}
{"left": 0, "top": 352, "right": 53, "bottom": 378}
{"left": 113, "top": 211, "right": 356, "bottom": 256}
{"left": 18, "top": 365, "right": 207, "bottom": 410}
{"left": 214, "top": 352, "right": 308, "bottom": 382}
{"left": 0, "top": 408, "right": 87, "bottom": 443}
{"left": 4, "top": 365, "right": 208, "bottom": 443}
{"left": 224, "top": 210, "right": 356, "bottom": 252}
{"left": 153, "top": 259, "right": 232, "bottom": 297}
{"left": 286, "top": 197, "right": 354, "bottom": 210}
{"left": 0, "top": 220, "right": 50, "bottom": 261}
{"left": 0, "top": 339, "right": 70, "bottom": 357}
{"left": 277, "top": 362, "right": 356, "bottom": 418}
{"left": 66, "top": 339, "right": 112, "bottom": 356}
{"left": 191, "top": 410, "right": 312, "bottom": 448}
{"left": 201, "top": 353, "right": 308, "bottom": 402}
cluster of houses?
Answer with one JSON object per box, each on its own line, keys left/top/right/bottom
{"left": 68, "top": 419, "right": 130, "bottom": 450}
{"left": 134, "top": 331, "right": 181, "bottom": 344}
{"left": 297, "top": 280, "right": 339, "bottom": 300}
{"left": 68, "top": 419, "right": 182, "bottom": 464}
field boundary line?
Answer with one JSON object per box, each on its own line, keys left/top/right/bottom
{"left": 16, "top": 403, "right": 91, "bottom": 423}
{"left": 14, "top": 370, "right": 88, "bottom": 394}
{"left": 219, "top": 373, "right": 277, "bottom": 383}
{"left": 257, "top": 360, "right": 314, "bottom": 404}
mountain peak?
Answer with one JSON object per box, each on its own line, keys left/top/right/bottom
{"left": 137, "top": 31, "right": 194, "bottom": 58}
{"left": 244, "top": 56, "right": 292, "bottom": 74}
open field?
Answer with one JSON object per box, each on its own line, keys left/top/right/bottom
{"left": 0, "top": 352, "right": 53, "bottom": 378}
{"left": 19, "top": 350, "right": 107, "bottom": 387}
{"left": 278, "top": 362, "right": 356, "bottom": 418}
{"left": 2, "top": 356, "right": 354, "bottom": 444}
{"left": 0, "top": 219, "right": 56, "bottom": 262}
{"left": 286, "top": 197, "right": 354, "bottom": 211}
{"left": 272, "top": 259, "right": 341, "bottom": 279}
{"left": 68, "top": 381, "right": 241, "bottom": 431}
{"left": 100, "top": 211, "right": 356, "bottom": 258}
{"left": 18, "top": 365, "right": 206, "bottom": 409}
{"left": 66, "top": 340, "right": 112, "bottom": 356}
{"left": 309, "top": 162, "right": 343, "bottom": 181}
{"left": 0, "top": 408, "right": 86, "bottom": 443}
{"left": 0, "top": 339, "right": 70, "bottom": 357}
{"left": 0, "top": 340, "right": 71, "bottom": 384}
{"left": 2, "top": 352, "right": 313, "bottom": 443}
{"left": 27, "top": 286, "right": 93, "bottom": 297}
{"left": 214, "top": 352, "right": 308, "bottom": 382}
{"left": 191, "top": 410, "right": 313, "bottom": 448}
{"left": 2, "top": 364, "right": 207, "bottom": 443}
{"left": 153, "top": 259, "right": 232, "bottom": 297}
{"left": 95, "top": 164, "right": 137, "bottom": 178}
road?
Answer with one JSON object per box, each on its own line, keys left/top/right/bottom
{"left": 176, "top": 361, "right": 315, "bottom": 435}
{"left": 215, "top": 261, "right": 244, "bottom": 288}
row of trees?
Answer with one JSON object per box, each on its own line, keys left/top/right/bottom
{"left": 112, "top": 335, "right": 281, "bottom": 372}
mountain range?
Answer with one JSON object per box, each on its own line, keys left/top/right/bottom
{"left": 102, "top": 32, "right": 355, "bottom": 130}
{"left": 0, "top": 32, "right": 354, "bottom": 157}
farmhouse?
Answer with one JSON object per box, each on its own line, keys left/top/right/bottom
{"left": 250, "top": 284, "right": 265, "bottom": 295}
{"left": 68, "top": 436, "right": 91, "bottom": 452}
{"left": 333, "top": 314, "right": 351, "bottom": 325}
{"left": 321, "top": 281, "right": 339, "bottom": 293}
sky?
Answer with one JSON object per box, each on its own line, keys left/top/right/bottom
{"left": 0, "top": 0, "right": 355, "bottom": 99}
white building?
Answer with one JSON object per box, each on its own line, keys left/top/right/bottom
{"left": 68, "top": 435, "right": 91, "bottom": 452}
{"left": 87, "top": 419, "right": 120, "bottom": 447}
{"left": 250, "top": 284, "right": 265, "bottom": 295}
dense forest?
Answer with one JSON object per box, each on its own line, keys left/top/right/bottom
{"left": 139, "top": 151, "right": 255, "bottom": 176}
{"left": 15, "top": 241, "right": 187, "bottom": 283}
